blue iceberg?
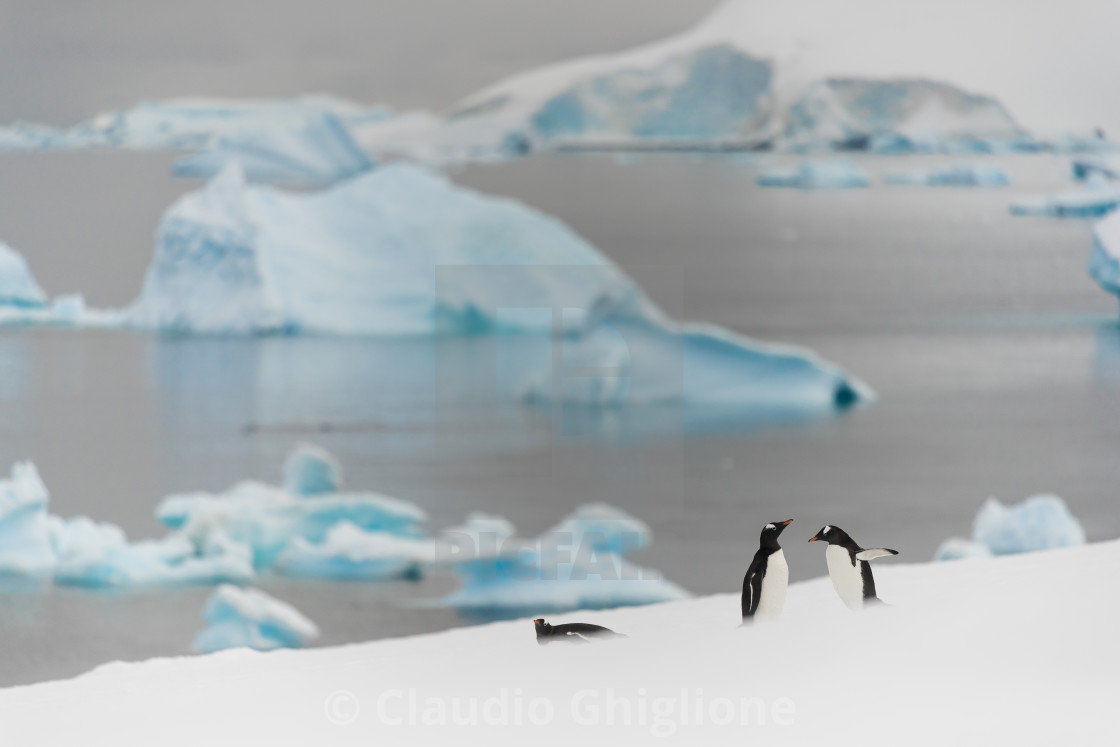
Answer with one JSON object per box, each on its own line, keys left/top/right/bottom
{"left": 1011, "top": 183, "right": 1120, "bottom": 218}
{"left": 0, "top": 462, "right": 56, "bottom": 578}
{"left": 441, "top": 505, "right": 689, "bottom": 615}
{"left": 275, "top": 522, "right": 433, "bottom": 581}
{"left": 885, "top": 164, "right": 1009, "bottom": 187}
{"left": 172, "top": 113, "right": 373, "bottom": 186}
{"left": 0, "top": 242, "right": 48, "bottom": 309}
{"left": 1090, "top": 209, "right": 1120, "bottom": 302}
{"left": 283, "top": 443, "right": 344, "bottom": 496}
{"left": 937, "top": 494, "right": 1086, "bottom": 560}
{"left": 755, "top": 160, "right": 870, "bottom": 189}
{"left": 155, "top": 479, "right": 428, "bottom": 569}
{"left": 1072, "top": 153, "right": 1120, "bottom": 181}
{"left": 192, "top": 584, "right": 320, "bottom": 654}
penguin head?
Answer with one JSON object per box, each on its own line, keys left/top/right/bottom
{"left": 533, "top": 618, "right": 550, "bottom": 634}
{"left": 760, "top": 519, "right": 792, "bottom": 548}
{"left": 809, "top": 525, "right": 850, "bottom": 545}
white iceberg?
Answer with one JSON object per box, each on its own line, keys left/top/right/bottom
{"left": 282, "top": 443, "right": 344, "bottom": 496}
{"left": 884, "top": 163, "right": 1009, "bottom": 187}
{"left": 1072, "top": 153, "right": 1120, "bottom": 181}
{"left": 441, "top": 505, "right": 689, "bottom": 614}
{"left": 0, "top": 242, "right": 48, "bottom": 309}
{"left": 1011, "top": 181, "right": 1120, "bottom": 218}
{"left": 275, "top": 522, "right": 433, "bottom": 581}
{"left": 932, "top": 537, "right": 993, "bottom": 562}
{"left": 172, "top": 112, "right": 373, "bottom": 186}
{"left": 755, "top": 160, "right": 870, "bottom": 189}
{"left": 973, "top": 495, "right": 1087, "bottom": 555}
{"left": 12, "top": 95, "right": 391, "bottom": 150}
{"left": 0, "top": 462, "right": 55, "bottom": 578}
{"left": 1090, "top": 208, "right": 1120, "bottom": 301}
{"left": 192, "top": 584, "right": 320, "bottom": 654}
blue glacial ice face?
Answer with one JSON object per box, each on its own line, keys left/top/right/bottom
{"left": 156, "top": 475, "right": 428, "bottom": 570}
{"left": 172, "top": 112, "right": 374, "bottom": 186}
{"left": 530, "top": 44, "right": 773, "bottom": 145}
{"left": 1089, "top": 209, "right": 1120, "bottom": 304}
{"left": 440, "top": 505, "right": 689, "bottom": 615}
{"left": 0, "top": 242, "right": 48, "bottom": 309}
{"left": 283, "top": 443, "right": 344, "bottom": 496}
{"left": 884, "top": 164, "right": 1009, "bottom": 187}
{"left": 784, "top": 78, "right": 1028, "bottom": 153}
{"left": 275, "top": 522, "right": 434, "bottom": 581}
{"left": 193, "top": 584, "right": 320, "bottom": 654}
{"left": 971, "top": 495, "right": 1086, "bottom": 556}
{"left": 755, "top": 159, "right": 870, "bottom": 189}
{"left": 0, "top": 462, "right": 55, "bottom": 577}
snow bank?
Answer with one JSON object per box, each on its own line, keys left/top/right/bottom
{"left": 884, "top": 163, "right": 1009, "bottom": 187}
{"left": 172, "top": 112, "right": 374, "bottom": 186}
{"left": 755, "top": 160, "right": 870, "bottom": 189}
{"left": 936, "top": 494, "right": 1086, "bottom": 560}
{"left": 192, "top": 585, "right": 320, "bottom": 654}
{"left": 0, "top": 242, "right": 47, "bottom": 309}
{"left": 441, "top": 505, "right": 688, "bottom": 614}
{"left": 3, "top": 540, "right": 1117, "bottom": 744}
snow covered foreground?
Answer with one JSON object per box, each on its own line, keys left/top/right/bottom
{"left": 2, "top": 542, "right": 1114, "bottom": 745}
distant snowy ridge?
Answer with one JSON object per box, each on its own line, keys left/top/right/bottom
{"left": 2, "top": 540, "right": 1117, "bottom": 744}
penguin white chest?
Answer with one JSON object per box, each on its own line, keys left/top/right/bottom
{"left": 825, "top": 545, "right": 865, "bottom": 610}
{"left": 755, "top": 549, "right": 788, "bottom": 620}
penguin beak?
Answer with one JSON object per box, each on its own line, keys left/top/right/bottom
{"left": 780, "top": 520, "right": 793, "bottom": 526}
{"left": 808, "top": 537, "right": 818, "bottom": 542}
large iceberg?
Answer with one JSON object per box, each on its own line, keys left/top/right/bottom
{"left": 884, "top": 163, "right": 1010, "bottom": 187}
{"left": 0, "top": 242, "right": 48, "bottom": 309}
{"left": 192, "top": 585, "right": 320, "bottom": 654}
{"left": 124, "top": 162, "right": 869, "bottom": 412}
{"left": 936, "top": 494, "right": 1086, "bottom": 560}
{"left": 171, "top": 113, "right": 374, "bottom": 186}
{"left": 755, "top": 160, "right": 870, "bottom": 189}
{"left": 441, "top": 505, "right": 689, "bottom": 615}
{"left": 1090, "top": 208, "right": 1120, "bottom": 302}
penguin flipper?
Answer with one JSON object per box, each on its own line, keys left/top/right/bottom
{"left": 741, "top": 550, "right": 767, "bottom": 619}
{"left": 856, "top": 548, "right": 898, "bottom": 561}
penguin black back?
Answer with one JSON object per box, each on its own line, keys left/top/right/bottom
{"left": 533, "top": 618, "right": 626, "bottom": 645}
{"left": 741, "top": 519, "right": 792, "bottom": 621}
{"left": 809, "top": 525, "right": 898, "bottom": 608}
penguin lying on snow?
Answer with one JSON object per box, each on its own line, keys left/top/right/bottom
{"left": 809, "top": 525, "right": 898, "bottom": 610}
{"left": 741, "top": 519, "right": 792, "bottom": 623}
{"left": 534, "top": 618, "right": 627, "bottom": 645}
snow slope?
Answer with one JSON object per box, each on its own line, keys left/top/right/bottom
{"left": 0, "top": 541, "right": 1114, "bottom": 745}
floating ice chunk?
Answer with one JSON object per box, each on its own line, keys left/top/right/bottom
{"left": 283, "top": 443, "right": 343, "bottom": 496}
{"left": 972, "top": 495, "right": 1086, "bottom": 555}
{"left": 441, "top": 506, "right": 689, "bottom": 614}
{"left": 192, "top": 584, "right": 319, "bottom": 654}
{"left": 784, "top": 78, "right": 1027, "bottom": 153}
{"left": 1010, "top": 184, "right": 1120, "bottom": 218}
{"left": 885, "top": 164, "right": 1009, "bottom": 187}
{"left": 35, "top": 95, "right": 392, "bottom": 150}
{"left": 522, "top": 310, "right": 866, "bottom": 411}
{"left": 172, "top": 113, "right": 373, "bottom": 186}
{"left": 1090, "top": 209, "right": 1120, "bottom": 301}
{"left": 755, "top": 160, "right": 870, "bottom": 189}
{"left": 0, "top": 242, "right": 48, "bottom": 308}
{"left": 275, "top": 522, "right": 433, "bottom": 581}
{"left": 1072, "top": 153, "right": 1120, "bottom": 182}
{"left": 933, "top": 537, "right": 993, "bottom": 562}
{"left": 0, "top": 462, "right": 55, "bottom": 577}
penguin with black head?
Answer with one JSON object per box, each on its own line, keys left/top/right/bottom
{"left": 533, "top": 618, "right": 626, "bottom": 645}
{"left": 741, "top": 519, "right": 793, "bottom": 623}
{"left": 809, "top": 525, "right": 898, "bottom": 610}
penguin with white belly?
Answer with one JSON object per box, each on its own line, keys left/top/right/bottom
{"left": 809, "top": 525, "right": 898, "bottom": 610}
{"left": 741, "top": 519, "right": 793, "bottom": 623}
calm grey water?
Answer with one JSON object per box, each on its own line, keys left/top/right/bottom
{"left": 0, "top": 149, "right": 1118, "bottom": 687}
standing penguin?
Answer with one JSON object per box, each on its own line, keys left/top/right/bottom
{"left": 809, "top": 526, "right": 898, "bottom": 610}
{"left": 741, "top": 519, "right": 793, "bottom": 623}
